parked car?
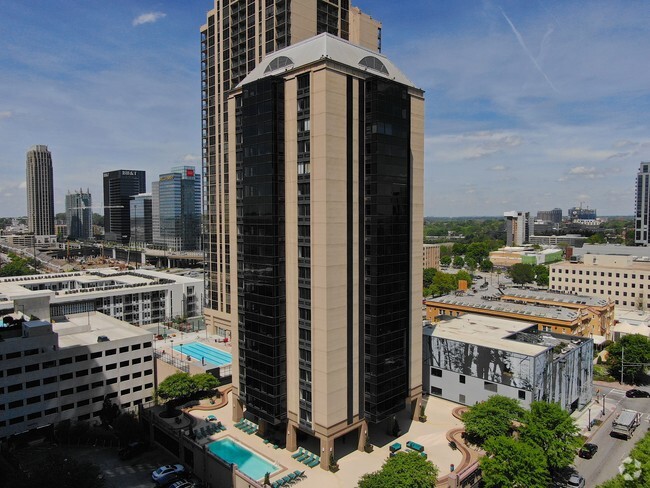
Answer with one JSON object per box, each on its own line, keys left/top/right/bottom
{"left": 578, "top": 443, "right": 598, "bottom": 459}
{"left": 168, "top": 481, "right": 194, "bottom": 488}
{"left": 567, "top": 472, "right": 585, "bottom": 488}
{"left": 152, "top": 465, "right": 186, "bottom": 483}
{"left": 118, "top": 441, "right": 147, "bottom": 460}
{"left": 626, "top": 389, "right": 650, "bottom": 398}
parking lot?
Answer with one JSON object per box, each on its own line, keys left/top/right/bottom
{"left": 58, "top": 444, "right": 186, "bottom": 488}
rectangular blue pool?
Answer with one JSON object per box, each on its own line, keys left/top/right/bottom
{"left": 173, "top": 342, "right": 232, "bottom": 367}
{"left": 208, "top": 438, "right": 279, "bottom": 481}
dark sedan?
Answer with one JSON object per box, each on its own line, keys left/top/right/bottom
{"left": 578, "top": 443, "right": 598, "bottom": 459}
{"left": 626, "top": 389, "right": 650, "bottom": 398}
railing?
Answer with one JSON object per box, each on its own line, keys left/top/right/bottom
{"left": 154, "top": 349, "right": 189, "bottom": 373}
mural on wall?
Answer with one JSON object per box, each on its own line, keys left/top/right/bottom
{"left": 429, "top": 336, "right": 535, "bottom": 390}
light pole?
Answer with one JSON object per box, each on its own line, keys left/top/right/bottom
{"left": 180, "top": 343, "right": 183, "bottom": 361}
{"left": 588, "top": 408, "right": 591, "bottom": 431}
{"left": 170, "top": 339, "right": 174, "bottom": 360}
{"left": 620, "top": 346, "right": 625, "bottom": 384}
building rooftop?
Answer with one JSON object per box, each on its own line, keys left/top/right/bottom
{"left": 501, "top": 287, "right": 609, "bottom": 307}
{"left": 0, "top": 268, "right": 200, "bottom": 303}
{"left": 431, "top": 293, "right": 582, "bottom": 322}
{"left": 424, "top": 313, "right": 589, "bottom": 356}
{"left": 55, "top": 312, "right": 151, "bottom": 348}
{"left": 573, "top": 244, "right": 650, "bottom": 259}
{"left": 239, "top": 33, "right": 417, "bottom": 88}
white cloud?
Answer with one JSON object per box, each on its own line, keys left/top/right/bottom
{"left": 132, "top": 12, "right": 166, "bottom": 27}
{"left": 489, "top": 164, "right": 508, "bottom": 171}
{"left": 0, "top": 111, "right": 12, "bottom": 120}
{"left": 565, "top": 166, "right": 604, "bottom": 179}
{"left": 18, "top": 181, "right": 26, "bottom": 189}
{"left": 182, "top": 154, "right": 200, "bottom": 163}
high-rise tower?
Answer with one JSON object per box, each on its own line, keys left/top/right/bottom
{"left": 26, "top": 145, "right": 55, "bottom": 236}
{"left": 227, "top": 33, "right": 424, "bottom": 467}
{"left": 635, "top": 162, "right": 650, "bottom": 245}
{"left": 504, "top": 211, "right": 532, "bottom": 246}
{"left": 65, "top": 189, "right": 92, "bottom": 240}
{"left": 103, "top": 170, "right": 146, "bottom": 244}
{"left": 201, "top": 0, "right": 381, "bottom": 338}
{"left": 152, "top": 166, "right": 201, "bottom": 251}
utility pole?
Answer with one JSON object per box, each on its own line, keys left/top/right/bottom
{"left": 620, "top": 346, "right": 624, "bottom": 385}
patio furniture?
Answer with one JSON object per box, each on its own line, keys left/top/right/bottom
{"left": 264, "top": 439, "right": 270, "bottom": 445}
{"left": 389, "top": 442, "right": 401, "bottom": 453}
{"left": 291, "top": 448, "right": 304, "bottom": 459}
{"left": 206, "top": 414, "right": 217, "bottom": 422}
{"left": 299, "top": 453, "right": 312, "bottom": 464}
{"left": 273, "top": 444, "right": 279, "bottom": 449}
{"left": 293, "top": 470, "right": 305, "bottom": 479}
{"left": 307, "top": 456, "right": 320, "bottom": 468}
{"left": 406, "top": 441, "right": 424, "bottom": 452}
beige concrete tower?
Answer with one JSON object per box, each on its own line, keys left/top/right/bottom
{"left": 228, "top": 34, "right": 424, "bottom": 469}
{"left": 200, "top": 0, "right": 381, "bottom": 341}
{"left": 26, "top": 145, "right": 55, "bottom": 236}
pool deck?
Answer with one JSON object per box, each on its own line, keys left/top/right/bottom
{"left": 186, "top": 391, "right": 470, "bottom": 487}
{"left": 154, "top": 332, "right": 233, "bottom": 371}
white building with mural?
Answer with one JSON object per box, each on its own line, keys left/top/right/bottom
{"left": 423, "top": 314, "right": 593, "bottom": 411}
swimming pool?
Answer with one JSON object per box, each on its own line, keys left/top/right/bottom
{"left": 172, "top": 342, "right": 232, "bottom": 367}
{"left": 208, "top": 438, "right": 279, "bottom": 481}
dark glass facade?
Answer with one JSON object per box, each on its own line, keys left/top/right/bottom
{"left": 362, "top": 77, "right": 411, "bottom": 423}
{"left": 237, "top": 78, "right": 287, "bottom": 425}
{"left": 103, "top": 170, "right": 146, "bottom": 244}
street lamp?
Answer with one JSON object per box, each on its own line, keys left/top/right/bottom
{"left": 170, "top": 339, "right": 174, "bottom": 360}
{"left": 588, "top": 408, "right": 591, "bottom": 431}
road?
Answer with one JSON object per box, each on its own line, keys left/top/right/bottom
{"left": 575, "top": 386, "right": 650, "bottom": 486}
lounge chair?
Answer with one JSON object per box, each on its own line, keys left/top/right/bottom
{"left": 406, "top": 441, "right": 424, "bottom": 452}
{"left": 273, "top": 444, "right": 279, "bottom": 449}
{"left": 291, "top": 448, "right": 304, "bottom": 459}
{"left": 307, "top": 456, "right": 320, "bottom": 468}
{"left": 297, "top": 451, "right": 310, "bottom": 463}
{"left": 293, "top": 470, "right": 305, "bottom": 479}
{"left": 281, "top": 475, "right": 293, "bottom": 484}
{"left": 263, "top": 439, "right": 270, "bottom": 445}
{"left": 288, "top": 473, "right": 297, "bottom": 482}
{"left": 272, "top": 480, "right": 285, "bottom": 488}
{"left": 219, "top": 424, "right": 227, "bottom": 431}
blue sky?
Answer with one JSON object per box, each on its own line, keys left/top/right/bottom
{"left": 1, "top": 1, "right": 649, "bottom": 217}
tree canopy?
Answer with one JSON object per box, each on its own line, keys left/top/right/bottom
{"left": 423, "top": 268, "right": 437, "bottom": 289}
{"left": 358, "top": 451, "right": 438, "bottom": 488}
{"left": 452, "top": 256, "right": 465, "bottom": 268}
{"left": 0, "top": 253, "right": 37, "bottom": 277}
{"left": 519, "top": 401, "right": 582, "bottom": 473}
{"left": 606, "top": 334, "right": 650, "bottom": 384}
{"left": 460, "top": 395, "right": 524, "bottom": 446}
{"left": 508, "top": 263, "right": 536, "bottom": 284}
{"left": 598, "top": 427, "right": 650, "bottom": 487}
{"left": 480, "top": 259, "right": 494, "bottom": 272}
{"left": 156, "top": 372, "right": 220, "bottom": 403}
{"left": 480, "top": 436, "right": 549, "bottom": 488}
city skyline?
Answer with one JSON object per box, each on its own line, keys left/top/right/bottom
{"left": 1, "top": 1, "right": 649, "bottom": 217}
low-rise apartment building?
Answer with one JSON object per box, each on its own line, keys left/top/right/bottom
{"left": 423, "top": 314, "right": 593, "bottom": 411}
{"left": 425, "top": 286, "right": 614, "bottom": 339}
{"left": 550, "top": 254, "right": 650, "bottom": 311}
{"left": 0, "top": 268, "right": 203, "bottom": 326}
{"left": 0, "top": 308, "right": 154, "bottom": 440}
{"left": 423, "top": 243, "right": 452, "bottom": 270}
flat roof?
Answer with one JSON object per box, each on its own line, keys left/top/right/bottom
{"left": 501, "top": 287, "right": 609, "bottom": 307}
{"left": 56, "top": 312, "right": 151, "bottom": 349}
{"left": 423, "top": 313, "right": 587, "bottom": 356}
{"left": 429, "top": 291, "right": 583, "bottom": 322}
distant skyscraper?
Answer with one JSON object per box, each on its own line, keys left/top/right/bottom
{"left": 65, "top": 189, "right": 92, "bottom": 240}
{"left": 568, "top": 205, "right": 597, "bottom": 221}
{"left": 26, "top": 145, "right": 55, "bottom": 236}
{"left": 635, "top": 162, "right": 650, "bottom": 245}
{"left": 103, "top": 170, "right": 146, "bottom": 244}
{"left": 152, "top": 166, "right": 201, "bottom": 251}
{"left": 201, "top": 0, "right": 382, "bottom": 349}
{"left": 536, "top": 208, "right": 563, "bottom": 224}
{"left": 504, "top": 211, "right": 532, "bottom": 246}
{"left": 129, "top": 193, "right": 152, "bottom": 245}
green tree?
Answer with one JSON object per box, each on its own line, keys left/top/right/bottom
{"left": 0, "top": 253, "right": 36, "bottom": 277}
{"left": 423, "top": 268, "right": 437, "bottom": 288}
{"left": 607, "top": 334, "right": 650, "bottom": 384}
{"left": 460, "top": 395, "right": 524, "bottom": 446}
{"left": 440, "top": 245, "right": 452, "bottom": 258}
{"left": 480, "top": 259, "right": 494, "bottom": 272}
{"left": 430, "top": 272, "right": 457, "bottom": 296}
{"left": 8, "top": 451, "right": 105, "bottom": 488}
{"left": 519, "top": 401, "right": 582, "bottom": 474}
{"left": 358, "top": 451, "right": 438, "bottom": 488}
{"left": 587, "top": 233, "right": 606, "bottom": 244}
{"left": 440, "top": 255, "right": 452, "bottom": 267}
{"left": 466, "top": 242, "right": 490, "bottom": 263}
{"left": 465, "top": 256, "right": 477, "bottom": 271}
{"left": 533, "top": 265, "right": 549, "bottom": 287}
{"left": 456, "top": 270, "right": 473, "bottom": 287}
{"left": 480, "top": 436, "right": 550, "bottom": 488}
{"left": 193, "top": 373, "right": 220, "bottom": 394}
{"left": 156, "top": 372, "right": 197, "bottom": 403}
{"left": 452, "top": 256, "right": 465, "bottom": 268}
{"left": 451, "top": 242, "right": 467, "bottom": 256}
{"left": 508, "top": 263, "right": 535, "bottom": 284}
